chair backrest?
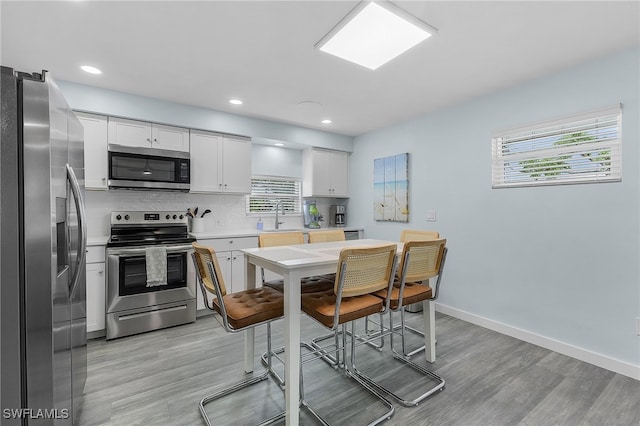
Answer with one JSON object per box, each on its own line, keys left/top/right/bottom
{"left": 258, "top": 231, "right": 305, "bottom": 247}
{"left": 400, "top": 229, "right": 440, "bottom": 242}
{"left": 192, "top": 242, "right": 228, "bottom": 297}
{"left": 398, "top": 239, "right": 447, "bottom": 284}
{"left": 335, "top": 244, "right": 397, "bottom": 298}
{"left": 308, "top": 229, "right": 346, "bottom": 243}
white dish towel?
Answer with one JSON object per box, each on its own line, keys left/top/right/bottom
{"left": 145, "top": 246, "right": 168, "bottom": 287}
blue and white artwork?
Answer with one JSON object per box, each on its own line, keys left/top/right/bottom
{"left": 374, "top": 153, "right": 409, "bottom": 222}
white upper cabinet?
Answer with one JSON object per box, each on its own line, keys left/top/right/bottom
{"left": 303, "top": 149, "right": 349, "bottom": 197}
{"left": 76, "top": 112, "right": 108, "bottom": 190}
{"left": 189, "top": 131, "right": 221, "bottom": 192}
{"left": 108, "top": 117, "right": 189, "bottom": 152}
{"left": 151, "top": 123, "right": 190, "bottom": 151}
{"left": 221, "top": 136, "right": 252, "bottom": 193}
{"left": 190, "top": 130, "right": 251, "bottom": 194}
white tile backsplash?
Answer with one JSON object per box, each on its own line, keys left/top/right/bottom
{"left": 85, "top": 189, "right": 308, "bottom": 237}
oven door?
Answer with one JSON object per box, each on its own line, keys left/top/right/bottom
{"left": 106, "top": 244, "right": 195, "bottom": 314}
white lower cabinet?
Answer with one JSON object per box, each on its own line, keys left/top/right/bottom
{"left": 86, "top": 246, "right": 106, "bottom": 333}
{"left": 195, "top": 236, "right": 258, "bottom": 311}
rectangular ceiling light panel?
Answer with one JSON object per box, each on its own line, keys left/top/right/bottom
{"left": 316, "top": 1, "right": 436, "bottom": 70}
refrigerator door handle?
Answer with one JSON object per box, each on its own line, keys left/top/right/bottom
{"left": 67, "top": 163, "right": 87, "bottom": 298}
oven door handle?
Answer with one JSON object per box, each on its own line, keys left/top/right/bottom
{"left": 107, "top": 245, "right": 193, "bottom": 256}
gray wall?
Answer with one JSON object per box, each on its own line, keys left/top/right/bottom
{"left": 349, "top": 48, "right": 640, "bottom": 371}
{"left": 57, "top": 80, "right": 353, "bottom": 152}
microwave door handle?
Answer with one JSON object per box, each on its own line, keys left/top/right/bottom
{"left": 67, "top": 163, "right": 87, "bottom": 299}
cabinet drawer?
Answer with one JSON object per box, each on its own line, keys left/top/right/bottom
{"left": 86, "top": 246, "right": 105, "bottom": 263}
{"left": 198, "top": 237, "right": 257, "bottom": 252}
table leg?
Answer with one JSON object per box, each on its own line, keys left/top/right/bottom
{"left": 244, "top": 258, "right": 257, "bottom": 373}
{"left": 423, "top": 299, "right": 436, "bottom": 363}
{"left": 284, "top": 270, "right": 301, "bottom": 426}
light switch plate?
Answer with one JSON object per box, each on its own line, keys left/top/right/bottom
{"left": 426, "top": 210, "right": 436, "bottom": 222}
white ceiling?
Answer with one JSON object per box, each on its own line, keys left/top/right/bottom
{"left": 1, "top": 1, "right": 638, "bottom": 137}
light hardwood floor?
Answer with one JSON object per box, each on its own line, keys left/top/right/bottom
{"left": 77, "top": 312, "right": 639, "bottom": 426}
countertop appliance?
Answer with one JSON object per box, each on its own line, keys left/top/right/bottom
{"left": 330, "top": 205, "right": 347, "bottom": 227}
{"left": 107, "top": 144, "right": 190, "bottom": 192}
{"left": 105, "top": 211, "right": 196, "bottom": 339}
{"left": 1, "top": 67, "right": 87, "bottom": 425}
{"left": 303, "top": 200, "right": 321, "bottom": 229}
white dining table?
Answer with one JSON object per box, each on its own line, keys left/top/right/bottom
{"left": 241, "top": 238, "right": 437, "bottom": 426}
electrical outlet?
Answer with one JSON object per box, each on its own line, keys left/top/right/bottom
{"left": 426, "top": 210, "right": 437, "bottom": 222}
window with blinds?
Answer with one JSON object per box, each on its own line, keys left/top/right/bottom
{"left": 491, "top": 105, "right": 622, "bottom": 188}
{"left": 246, "top": 175, "right": 302, "bottom": 215}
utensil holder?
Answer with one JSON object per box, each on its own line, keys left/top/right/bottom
{"left": 191, "top": 218, "right": 204, "bottom": 233}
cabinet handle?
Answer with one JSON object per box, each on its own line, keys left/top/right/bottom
{"left": 154, "top": 138, "right": 158, "bottom": 143}
{"left": 101, "top": 177, "right": 106, "bottom": 181}
{"left": 146, "top": 138, "right": 151, "bottom": 142}
{"left": 229, "top": 240, "right": 234, "bottom": 244}
{"left": 98, "top": 269, "right": 104, "bottom": 274}
{"left": 232, "top": 256, "right": 237, "bottom": 261}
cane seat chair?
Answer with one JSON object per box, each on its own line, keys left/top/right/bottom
{"left": 307, "top": 229, "right": 346, "bottom": 243}
{"left": 388, "top": 238, "right": 448, "bottom": 359}
{"left": 192, "top": 243, "right": 285, "bottom": 425}
{"left": 352, "top": 239, "right": 448, "bottom": 407}
{"left": 299, "top": 244, "right": 398, "bottom": 425}
{"left": 365, "top": 229, "right": 441, "bottom": 345}
{"left": 258, "top": 232, "right": 334, "bottom": 294}
{"left": 400, "top": 229, "right": 440, "bottom": 242}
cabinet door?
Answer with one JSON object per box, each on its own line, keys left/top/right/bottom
{"left": 86, "top": 262, "right": 105, "bottom": 332}
{"left": 221, "top": 137, "right": 252, "bottom": 193}
{"left": 151, "top": 124, "right": 190, "bottom": 152}
{"left": 312, "top": 150, "right": 333, "bottom": 196}
{"left": 190, "top": 131, "right": 221, "bottom": 193}
{"left": 330, "top": 151, "right": 349, "bottom": 197}
{"left": 77, "top": 112, "right": 108, "bottom": 190}
{"left": 108, "top": 117, "right": 152, "bottom": 148}
{"left": 217, "top": 251, "right": 234, "bottom": 293}
{"left": 231, "top": 251, "right": 251, "bottom": 290}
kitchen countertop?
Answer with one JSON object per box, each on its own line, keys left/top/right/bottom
{"left": 85, "top": 228, "right": 364, "bottom": 245}
{"left": 190, "top": 226, "right": 363, "bottom": 240}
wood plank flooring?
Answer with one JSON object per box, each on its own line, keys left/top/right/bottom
{"left": 77, "top": 312, "right": 640, "bottom": 426}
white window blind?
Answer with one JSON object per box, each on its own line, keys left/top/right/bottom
{"left": 492, "top": 105, "right": 622, "bottom": 188}
{"left": 246, "top": 175, "right": 302, "bottom": 215}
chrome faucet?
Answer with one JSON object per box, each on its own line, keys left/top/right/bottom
{"left": 274, "top": 200, "right": 285, "bottom": 230}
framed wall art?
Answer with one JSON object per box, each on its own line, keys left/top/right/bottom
{"left": 374, "top": 153, "right": 409, "bottom": 222}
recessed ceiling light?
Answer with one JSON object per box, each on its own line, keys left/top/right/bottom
{"left": 80, "top": 65, "right": 102, "bottom": 75}
{"left": 321, "top": 119, "right": 332, "bottom": 124}
{"left": 274, "top": 143, "right": 284, "bottom": 147}
{"left": 315, "top": 1, "right": 437, "bottom": 70}
{"left": 229, "top": 99, "right": 243, "bottom": 105}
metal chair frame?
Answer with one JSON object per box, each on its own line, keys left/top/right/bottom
{"left": 299, "top": 245, "right": 398, "bottom": 426}
{"left": 349, "top": 240, "right": 448, "bottom": 407}
{"left": 191, "top": 246, "right": 285, "bottom": 426}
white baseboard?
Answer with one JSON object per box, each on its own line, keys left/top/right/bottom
{"left": 436, "top": 303, "right": 640, "bottom": 380}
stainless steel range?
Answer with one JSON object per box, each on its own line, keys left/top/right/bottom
{"left": 106, "top": 211, "right": 196, "bottom": 340}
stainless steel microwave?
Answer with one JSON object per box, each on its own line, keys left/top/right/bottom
{"left": 108, "top": 145, "right": 190, "bottom": 191}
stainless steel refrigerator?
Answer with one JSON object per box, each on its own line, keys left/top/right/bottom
{"left": 1, "top": 67, "right": 87, "bottom": 425}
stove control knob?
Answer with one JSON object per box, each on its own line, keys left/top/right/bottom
{"left": 179, "top": 214, "right": 184, "bottom": 219}
{"left": 116, "top": 215, "right": 122, "bottom": 221}
{"left": 172, "top": 214, "right": 177, "bottom": 219}
{"left": 124, "top": 215, "right": 130, "bottom": 221}
{"left": 166, "top": 214, "right": 171, "bottom": 220}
